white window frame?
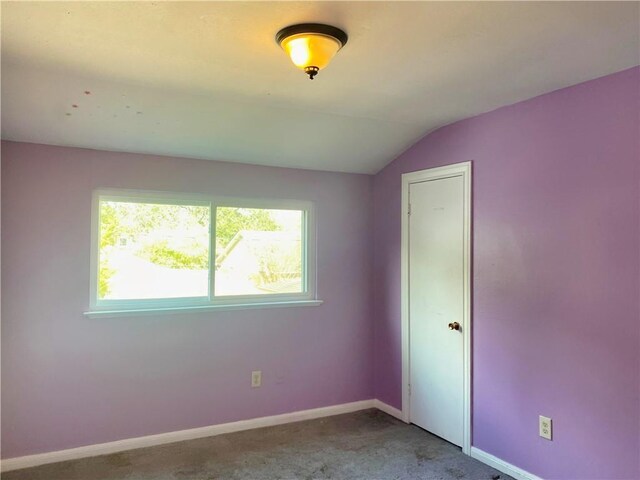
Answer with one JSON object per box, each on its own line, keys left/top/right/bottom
{"left": 87, "top": 189, "right": 319, "bottom": 317}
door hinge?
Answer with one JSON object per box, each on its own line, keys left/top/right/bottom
{"left": 408, "top": 203, "right": 411, "bottom": 216}
{"left": 408, "top": 383, "right": 412, "bottom": 396}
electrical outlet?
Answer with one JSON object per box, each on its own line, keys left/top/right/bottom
{"left": 251, "top": 370, "right": 262, "bottom": 388}
{"left": 539, "top": 415, "right": 552, "bottom": 440}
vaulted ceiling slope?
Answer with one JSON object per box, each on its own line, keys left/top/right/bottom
{"left": 2, "top": 2, "right": 638, "bottom": 174}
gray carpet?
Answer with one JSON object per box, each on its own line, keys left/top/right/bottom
{"left": 3, "top": 409, "right": 512, "bottom": 480}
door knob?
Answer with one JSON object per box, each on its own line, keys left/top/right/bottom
{"left": 448, "top": 322, "right": 461, "bottom": 331}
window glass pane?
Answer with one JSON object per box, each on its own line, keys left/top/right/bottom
{"left": 215, "top": 207, "right": 303, "bottom": 296}
{"left": 98, "top": 200, "right": 210, "bottom": 300}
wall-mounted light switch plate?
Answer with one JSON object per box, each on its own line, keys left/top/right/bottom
{"left": 539, "top": 415, "right": 552, "bottom": 440}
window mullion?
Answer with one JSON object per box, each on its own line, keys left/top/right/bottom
{"left": 209, "top": 202, "right": 217, "bottom": 303}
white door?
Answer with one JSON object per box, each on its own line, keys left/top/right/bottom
{"left": 408, "top": 175, "right": 465, "bottom": 446}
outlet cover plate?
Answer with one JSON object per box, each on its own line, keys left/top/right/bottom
{"left": 539, "top": 415, "right": 552, "bottom": 440}
{"left": 251, "top": 370, "right": 262, "bottom": 388}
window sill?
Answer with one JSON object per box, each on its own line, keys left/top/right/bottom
{"left": 84, "top": 300, "right": 324, "bottom": 319}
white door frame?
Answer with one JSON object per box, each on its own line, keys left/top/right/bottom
{"left": 400, "top": 161, "right": 472, "bottom": 455}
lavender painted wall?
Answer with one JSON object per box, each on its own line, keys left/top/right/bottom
{"left": 373, "top": 66, "right": 640, "bottom": 479}
{"left": 1, "top": 141, "right": 374, "bottom": 459}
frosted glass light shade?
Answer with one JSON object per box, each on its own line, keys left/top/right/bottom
{"left": 276, "top": 24, "right": 348, "bottom": 80}
{"left": 281, "top": 33, "right": 341, "bottom": 70}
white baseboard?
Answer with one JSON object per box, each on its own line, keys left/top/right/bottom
{"left": 373, "top": 399, "right": 405, "bottom": 421}
{"left": 470, "top": 447, "right": 542, "bottom": 480}
{"left": 1, "top": 399, "right": 376, "bottom": 472}
{"left": 1, "top": 401, "right": 543, "bottom": 479}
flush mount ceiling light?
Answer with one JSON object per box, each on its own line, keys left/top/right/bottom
{"left": 276, "top": 23, "right": 348, "bottom": 80}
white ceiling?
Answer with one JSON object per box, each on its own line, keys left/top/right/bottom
{"left": 2, "top": 1, "right": 638, "bottom": 174}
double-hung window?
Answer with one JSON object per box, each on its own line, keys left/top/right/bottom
{"left": 87, "top": 189, "right": 318, "bottom": 316}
